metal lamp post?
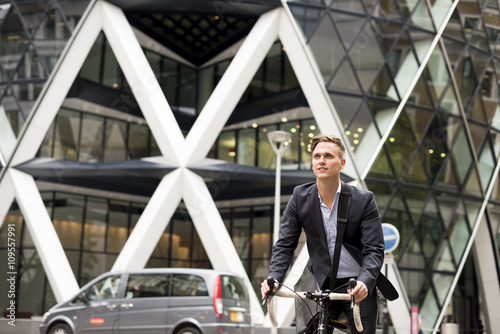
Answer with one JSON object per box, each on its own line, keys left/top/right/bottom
{"left": 267, "top": 130, "right": 292, "bottom": 244}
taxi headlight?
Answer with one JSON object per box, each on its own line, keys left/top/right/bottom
{"left": 42, "top": 312, "right": 51, "bottom": 323}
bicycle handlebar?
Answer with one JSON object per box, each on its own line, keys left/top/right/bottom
{"left": 267, "top": 289, "right": 363, "bottom": 332}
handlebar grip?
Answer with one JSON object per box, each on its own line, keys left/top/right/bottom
{"left": 348, "top": 278, "right": 356, "bottom": 290}
{"left": 262, "top": 277, "right": 276, "bottom": 306}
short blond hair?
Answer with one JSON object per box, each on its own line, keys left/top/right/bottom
{"left": 310, "top": 134, "right": 345, "bottom": 158}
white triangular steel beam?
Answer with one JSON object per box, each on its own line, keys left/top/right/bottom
{"left": 183, "top": 8, "right": 281, "bottom": 166}
{"left": 112, "top": 169, "right": 183, "bottom": 271}
{"left": 7, "top": 169, "right": 80, "bottom": 302}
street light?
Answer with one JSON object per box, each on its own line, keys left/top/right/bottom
{"left": 267, "top": 130, "right": 292, "bottom": 244}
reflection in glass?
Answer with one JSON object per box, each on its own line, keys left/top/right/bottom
{"left": 447, "top": 202, "right": 470, "bottom": 264}
{"left": 79, "top": 114, "right": 104, "bottom": 162}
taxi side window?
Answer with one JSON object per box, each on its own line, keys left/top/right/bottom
{"left": 171, "top": 274, "right": 208, "bottom": 297}
{"left": 125, "top": 274, "right": 170, "bottom": 299}
{"left": 86, "top": 275, "right": 121, "bottom": 302}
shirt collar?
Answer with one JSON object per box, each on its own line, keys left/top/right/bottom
{"left": 317, "top": 182, "right": 342, "bottom": 199}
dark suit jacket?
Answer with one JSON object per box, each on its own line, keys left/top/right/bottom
{"left": 269, "top": 181, "right": 396, "bottom": 298}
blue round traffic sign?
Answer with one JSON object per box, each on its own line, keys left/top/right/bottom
{"left": 382, "top": 223, "right": 400, "bottom": 253}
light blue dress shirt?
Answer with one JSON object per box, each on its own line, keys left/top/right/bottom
{"left": 319, "top": 183, "right": 361, "bottom": 279}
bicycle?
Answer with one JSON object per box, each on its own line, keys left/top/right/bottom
{"left": 264, "top": 277, "right": 363, "bottom": 334}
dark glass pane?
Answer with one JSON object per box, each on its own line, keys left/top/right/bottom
{"left": 300, "top": 120, "right": 318, "bottom": 169}
{"left": 442, "top": 9, "right": 465, "bottom": 41}
{"left": 398, "top": 233, "right": 426, "bottom": 269}
{"left": 288, "top": 4, "right": 323, "bottom": 40}
{"left": 217, "top": 130, "right": 236, "bottom": 163}
{"left": 367, "top": 147, "right": 396, "bottom": 180}
{"left": 416, "top": 198, "right": 444, "bottom": 263}
{"left": 382, "top": 190, "right": 413, "bottom": 259}
{"left": 80, "top": 253, "right": 117, "bottom": 285}
{"left": 83, "top": 197, "right": 107, "bottom": 252}
{"left": 455, "top": 57, "right": 477, "bottom": 112}
{"left": 102, "top": 38, "right": 122, "bottom": 89}
{"left": 177, "top": 65, "right": 197, "bottom": 112}
{"left": 402, "top": 187, "right": 430, "bottom": 224}
{"left": 447, "top": 201, "right": 470, "bottom": 265}
{"left": 266, "top": 43, "right": 283, "bottom": 95}
{"left": 281, "top": 121, "right": 300, "bottom": 168}
{"left": 52, "top": 193, "right": 84, "bottom": 250}
{"left": 258, "top": 125, "right": 278, "bottom": 168}
{"left": 236, "top": 128, "right": 256, "bottom": 166}
{"left": 53, "top": 109, "right": 80, "bottom": 161}
{"left": 0, "top": 5, "right": 30, "bottom": 79}
{"left": 80, "top": 33, "right": 104, "bottom": 83}
{"left": 107, "top": 201, "right": 130, "bottom": 254}
{"left": 348, "top": 22, "right": 385, "bottom": 92}
{"left": 127, "top": 123, "right": 149, "bottom": 159}
{"left": 79, "top": 113, "right": 104, "bottom": 162}
{"left": 371, "top": 0, "right": 404, "bottom": 20}
{"left": 329, "top": 93, "right": 362, "bottom": 127}
{"left": 385, "top": 112, "right": 417, "bottom": 178}
{"left": 309, "top": 14, "right": 344, "bottom": 84}
{"left": 171, "top": 215, "right": 193, "bottom": 263}
{"left": 331, "top": 11, "right": 364, "bottom": 49}
{"left": 232, "top": 207, "right": 250, "bottom": 259}
{"left": 104, "top": 118, "right": 127, "bottom": 162}
{"left": 347, "top": 102, "right": 378, "bottom": 154}
{"left": 450, "top": 126, "right": 473, "bottom": 186}
{"left": 329, "top": 58, "right": 362, "bottom": 93}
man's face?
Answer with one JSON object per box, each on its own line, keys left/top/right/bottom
{"left": 312, "top": 142, "right": 346, "bottom": 180}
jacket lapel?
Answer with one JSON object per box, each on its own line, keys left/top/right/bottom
{"left": 307, "top": 184, "right": 328, "bottom": 247}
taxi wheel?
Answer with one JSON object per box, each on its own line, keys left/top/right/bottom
{"left": 177, "top": 326, "right": 201, "bottom": 334}
{"left": 48, "top": 323, "right": 73, "bottom": 334}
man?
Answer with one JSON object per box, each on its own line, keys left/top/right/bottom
{"left": 261, "top": 134, "right": 396, "bottom": 333}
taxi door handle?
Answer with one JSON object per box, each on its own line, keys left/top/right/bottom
{"left": 107, "top": 304, "right": 118, "bottom": 310}
{"left": 121, "top": 303, "right": 134, "bottom": 309}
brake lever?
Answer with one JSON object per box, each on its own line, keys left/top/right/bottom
{"left": 262, "top": 277, "right": 276, "bottom": 306}
{"left": 349, "top": 278, "right": 357, "bottom": 309}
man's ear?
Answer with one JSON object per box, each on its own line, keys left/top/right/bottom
{"left": 340, "top": 158, "right": 346, "bottom": 170}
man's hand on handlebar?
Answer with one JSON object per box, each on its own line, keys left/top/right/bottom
{"left": 347, "top": 280, "right": 368, "bottom": 303}
{"left": 261, "top": 277, "right": 279, "bottom": 302}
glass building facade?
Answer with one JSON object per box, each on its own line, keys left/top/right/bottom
{"left": 1, "top": 0, "right": 500, "bottom": 333}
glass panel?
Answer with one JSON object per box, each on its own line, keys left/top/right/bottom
{"left": 79, "top": 113, "right": 104, "bottom": 162}
{"left": 428, "top": 0, "right": 454, "bottom": 29}
{"left": 388, "top": 34, "right": 420, "bottom": 100}
{"left": 398, "top": 233, "right": 426, "bottom": 269}
{"left": 80, "top": 253, "right": 116, "bottom": 285}
{"left": 252, "top": 206, "right": 272, "bottom": 258}
{"left": 53, "top": 109, "right": 80, "bottom": 161}
{"left": 258, "top": 125, "right": 278, "bottom": 168}
{"left": 448, "top": 201, "right": 470, "bottom": 264}
{"left": 300, "top": 120, "right": 318, "bottom": 170}
{"left": 171, "top": 274, "right": 208, "bottom": 297}
{"left": 433, "top": 240, "right": 455, "bottom": 271}
{"left": 126, "top": 274, "right": 171, "bottom": 298}
{"left": 127, "top": 123, "right": 149, "bottom": 160}
{"left": 420, "top": 278, "right": 440, "bottom": 329}
{"left": 409, "top": 0, "right": 435, "bottom": 31}
{"left": 455, "top": 56, "right": 477, "bottom": 112}
{"left": 237, "top": 128, "right": 256, "bottom": 166}
{"left": 83, "top": 197, "right": 107, "bottom": 252}
{"left": 400, "top": 269, "right": 425, "bottom": 302}
{"left": 331, "top": 11, "right": 365, "bottom": 50}
{"left": 403, "top": 187, "right": 430, "bottom": 223}
{"left": 371, "top": 0, "right": 404, "bottom": 21}
{"left": 232, "top": 207, "right": 250, "bottom": 259}
{"left": 191, "top": 226, "right": 209, "bottom": 266}
{"left": 218, "top": 130, "right": 236, "bottom": 163}
{"left": 289, "top": 4, "right": 323, "bottom": 40}
{"left": 419, "top": 116, "right": 448, "bottom": 183}
{"left": 371, "top": 100, "right": 398, "bottom": 135}
{"left": 80, "top": 33, "right": 104, "bottom": 83}
{"left": 104, "top": 118, "right": 127, "bottom": 162}
{"left": 464, "top": 166, "right": 482, "bottom": 196}
{"left": 349, "top": 23, "right": 385, "bottom": 92}
{"left": 171, "top": 215, "right": 192, "bottom": 264}
{"left": 330, "top": 93, "right": 362, "bottom": 127}
{"left": 405, "top": 108, "right": 433, "bottom": 142}
{"left": 416, "top": 198, "right": 444, "bottom": 262}
{"left": 0, "top": 5, "right": 30, "bottom": 79}
{"left": 328, "top": 58, "right": 362, "bottom": 93}
{"left": 425, "top": 44, "right": 450, "bottom": 104}
{"left": 371, "top": 65, "right": 398, "bottom": 100}
{"left": 432, "top": 272, "right": 454, "bottom": 305}
{"left": 177, "top": 65, "right": 197, "bottom": 114}
{"left": 107, "top": 201, "right": 130, "bottom": 254}
{"left": 385, "top": 112, "right": 418, "bottom": 178}
{"left": 52, "top": 193, "right": 84, "bottom": 250}
{"left": 266, "top": 43, "right": 283, "bottom": 95}
{"left": 450, "top": 126, "right": 473, "bottom": 186}
{"left": 102, "top": 38, "right": 122, "bottom": 89}
{"left": 330, "top": 0, "right": 364, "bottom": 12}
{"left": 443, "top": 9, "right": 466, "bottom": 41}
{"left": 87, "top": 275, "right": 121, "bottom": 301}
{"left": 464, "top": 199, "right": 481, "bottom": 229}
{"left": 309, "top": 14, "right": 344, "bottom": 84}
{"left": 349, "top": 102, "right": 378, "bottom": 158}
{"left": 383, "top": 190, "right": 413, "bottom": 259}
{"left": 477, "top": 135, "right": 496, "bottom": 190}
{"left": 404, "top": 151, "right": 430, "bottom": 185}
{"left": 281, "top": 121, "right": 300, "bottom": 169}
